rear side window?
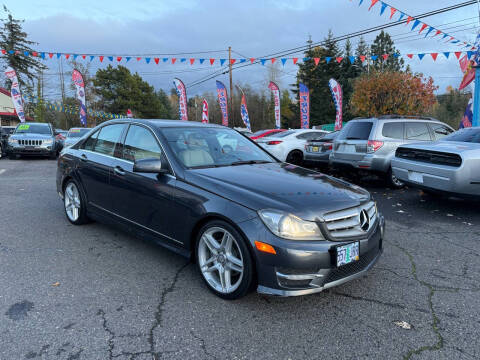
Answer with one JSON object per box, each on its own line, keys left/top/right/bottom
{"left": 405, "top": 122, "right": 432, "bottom": 141}
{"left": 431, "top": 124, "right": 454, "bottom": 140}
{"left": 93, "top": 124, "right": 126, "bottom": 156}
{"left": 83, "top": 130, "right": 99, "bottom": 151}
{"left": 340, "top": 122, "right": 373, "bottom": 140}
{"left": 382, "top": 122, "right": 404, "bottom": 139}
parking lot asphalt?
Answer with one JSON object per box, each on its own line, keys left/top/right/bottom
{"left": 0, "top": 159, "right": 479, "bottom": 360}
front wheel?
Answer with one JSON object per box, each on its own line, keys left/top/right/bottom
{"left": 196, "top": 221, "right": 254, "bottom": 300}
{"left": 387, "top": 168, "right": 404, "bottom": 189}
{"left": 64, "top": 180, "right": 89, "bottom": 225}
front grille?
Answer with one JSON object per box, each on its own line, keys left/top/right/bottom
{"left": 324, "top": 247, "right": 378, "bottom": 284}
{"left": 19, "top": 139, "right": 43, "bottom": 146}
{"left": 322, "top": 201, "right": 377, "bottom": 240}
{"left": 396, "top": 148, "right": 462, "bottom": 167}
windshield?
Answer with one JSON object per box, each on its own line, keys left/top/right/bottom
{"left": 67, "top": 128, "right": 90, "bottom": 138}
{"left": 15, "top": 123, "right": 52, "bottom": 135}
{"left": 252, "top": 130, "right": 269, "bottom": 136}
{"left": 443, "top": 128, "right": 480, "bottom": 143}
{"left": 161, "top": 127, "right": 276, "bottom": 168}
{"left": 338, "top": 121, "right": 373, "bottom": 140}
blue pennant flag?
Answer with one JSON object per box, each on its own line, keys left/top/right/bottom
{"left": 260, "top": 59, "right": 267, "bottom": 65}
{"left": 126, "top": 57, "right": 131, "bottom": 62}
{"left": 180, "top": 58, "right": 186, "bottom": 62}
{"left": 145, "top": 57, "right": 151, "bottom": 64}
{"left": 425, "top": 26, "right": 434, "bottom": 37}
{"left": 399, "top": 12, "right": 405, "bottom": 21}
{"left": 467, "top": 51, "right": 474, "bottom": 59}
{"left": 199, "top": 58, "right": 205, "bottom": 64}
{"left": 281, "top": 58, "right": 287, "bottom": 66}
{"left": 411, "top": 20, "right": 420, "bottom": 31}
{"left": 303, "top": 57, "right": 310, "bottom": 63}
{"left": 443, "top": 52, "right": 450, "bottom": 59}
{"left": 220, "top": 59, "right": 227, "bottom": 65}
{"left": 452, "top": 40, "right": 460, "bottom": 44}
{"left": 23, "top": 51, "right": 29, "bottom": 56}
{"left": 56, "top": 53, "right": 62, "bottom": 59}
{"left": 8, "top": 50, "right": 14, "bottom": 54}
{"left": 90, "top": 55, "right": 95, "bottom": 61}
{"left": 349, "top": 56, "right": 356, "bottom": 64}
{"left": 359, "top": 0, "right": 364, "bottom": 5}
{"left": 442, "top": 33, "right": 449, "bottom": 40}
{"left": 239, "top": 58, "right": 246, "bottom": 63}
{"left": 326, "top": 57, "right": 332, "bottom": 63}
{"left": 393, "top": 53, "right": 400, "bottom": 58}
{"left": 108, "top": 56, "right": 113, "bottom": 62}
{"left": 380, "top": 2, "right": 387, "bottom": 15}
{"left": 41, "top": 52, "right": 45, "bottom": 59}
{"left": 418, "top": 53, "right": 425, "bottom": 60}
{"left": 371, "top": 55, "right": 378, "bottom": 61}
{"left": 163, "top": 58, "right": 168, "bottom": 62}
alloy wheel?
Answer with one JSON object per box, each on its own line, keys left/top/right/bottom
{"left": 198, "top": 227, "right": 244, "bottom": 294}
{"left": 390, "top": 171, "right": 404, "bottom": 188}
{"left": 64, "top": 182, "right": 81, "bottom": 222}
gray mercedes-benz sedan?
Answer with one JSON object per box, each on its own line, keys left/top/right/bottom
{"left": 392, "top": 127, "right": 480, "bottom": 198}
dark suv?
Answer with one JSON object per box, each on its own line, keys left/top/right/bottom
{"left": 7, "top": 122, "right": 62, "bottom": 159}
{"left": 0, "top": 126, "right": 15, "bottom": 159}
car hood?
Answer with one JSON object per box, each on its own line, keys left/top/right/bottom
{"left": 10, "top": 133, "right": 53, "bottom": 140}
{"left": 399, "top": 141, "right": 480, "bottom": 154}
{"left": 185, "top": 162, "right": 370, "bottom": 221}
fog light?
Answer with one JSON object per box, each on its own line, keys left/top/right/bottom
{"left": 254, "top": 241, "right": 276, "bottom": 254}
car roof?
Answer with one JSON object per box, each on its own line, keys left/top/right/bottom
{"left": 103, "top": 119, "right": 226, "bottom": 129}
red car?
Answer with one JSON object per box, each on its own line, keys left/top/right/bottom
{"left": 250, "top": 129, "right": 286, "bottom": 140}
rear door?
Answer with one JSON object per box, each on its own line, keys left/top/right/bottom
{"left": 333, "top": 121, "right": 373, "bottom": 160}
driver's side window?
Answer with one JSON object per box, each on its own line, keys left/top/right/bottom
{"left": 123, "top": 125, "right": 162, "bottom": 162}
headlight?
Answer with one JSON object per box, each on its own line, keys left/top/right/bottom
{"left": 8, "top": 138, "right": 18, "bottom": 144}
{"left": 43, "top": 139, "right": 53, "bottom": 145}
{"left": 258, "top": 209, "right": 325, "bottom": 241}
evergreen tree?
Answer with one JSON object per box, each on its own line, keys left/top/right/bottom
{"left": 0, "top": 6, "right": 45, "bottom": 88}
{"left": 370, "top": 30, "right": 404, "bottom": 71}
{"left": 354, "top": 36, "right": 369, "bottom": 73}
{"left": 341, "top": 39, "right": 361, "bottom": 120}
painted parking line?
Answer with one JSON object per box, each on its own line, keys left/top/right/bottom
{"left": 0, "top": 169, "right": 5, "bottom": 175}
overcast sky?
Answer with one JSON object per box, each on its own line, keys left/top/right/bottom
{"left": 5, "top": 0, "right": 480, "bottom": 100}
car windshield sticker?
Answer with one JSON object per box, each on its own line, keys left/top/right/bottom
{"left": 17, "top": 124, "right": 30, "bottom": 130}
{"left": 71, "top": 129, "right": 81, "bottom": 133}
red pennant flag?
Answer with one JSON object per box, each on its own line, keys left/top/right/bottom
{"left": 249, "top": 58, "right": 255, "bottom": 63}
{"left": 48, "top": 53, "right": 54, "bottom": 58}
{"left": 406, "top": 54, "right": 413, "bottom": 59}
{"left": 447, "top": 36, "right": 454, "bottom": 42}
{"left": 359, "top": 55, "right": 366, "bottom": 62}
{"left": 136, "top": 57, "right": 141, "bottom": 61}
{"left": 1, "top": 49, "right": 5, "bottom": 54}
{"left": 382, "top": 54, "right": 389, "bottom": 60}
{"left": 271, "top": 58, "right": 276, "bottom": 64}
{"left": 368, "top": 0, "right": 379, "bottom": 11}
{"left": 419, "top": 23, "right": 428, "bottom": 34}
{"left": 154, "top": 58, "right": 159, "bottom": 64}
{"left": 430, "top": 53, "right": 438, "bottom": 61}
{"left": 99, "top": 56, "right": 104, "bottom": 62}
{"left": 65, "top": 54, "right": 70, "bottom": 59}
{"left": 314, "top": 57, "right": 320, "bottom": 66}
{"left": 171, "top": 58, "right": 177, "bottom": 64}
{"left": 210, "top": 58, "right": 215, "bottom": 65}
{"left": 336, "top": 57, "right": 343, "bottom": 63}
{"left": 434, "top": 30, "right": 442, "bottom": 37}
{"left": 455, "top": 52, "right": 462, "bottom": 59}
{"left": 190, "top": 58, "right": 195, "bottom": 65}
{"left": 390, "top": 7, "right": 397, "bottom": 19}
{"left": 406, "top": 16, "right": 413, "bottom": 25}
{"left": 230, "top": 59, "right": 236, "bottom": 65}
{"left": 116, "top": 56, "right": 122, "bottom": 62}
{"left": 82, "top": 55, "right": 86, "bottom": 59}
{"left": 32, "top": 51, "right": 38, "bottom": 57}
{"left": 293, "top": 58, "right": 298, "bottom": 64}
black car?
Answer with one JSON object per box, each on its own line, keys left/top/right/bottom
{"left": 0, "top": 126, "right": 15, "bottom": 159}
{"left": 57, "top": 119, "right": 385, "bottom": 299}
{"left": 7, "top": 122, "right": 63, "bottom": 159}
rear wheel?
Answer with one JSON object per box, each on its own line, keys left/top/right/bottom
{"left": 64, "top": 180, "right": 89, "bottom": 225}
{"left": 286, "top": 150, "right": 303, "bottom": 166}
{"left": 196, "top": 220, "right": 254, "bottom": 300}
{"left": 387, "top": 168, "right": 404, "bottom": 189}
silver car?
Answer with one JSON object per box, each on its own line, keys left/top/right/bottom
{"left": 329, "top": 116, "right": 454, "bottom": 188}
{"left": 63, "top": 128, "right": 91, "bottom": 148}
{"left": 392, "top": 127, "right": 480, "bottom": 197}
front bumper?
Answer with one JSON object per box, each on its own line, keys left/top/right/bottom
{"left": 8, "top": 145, "right": 55, "bottom": 156}
{"left": 239, "top": 214, "right": 385, "bottom": 296}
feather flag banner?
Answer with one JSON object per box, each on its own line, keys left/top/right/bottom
{"left": 328, "top": 78, "right": 343, "bottom": 131}
{"left": 240, "top": 93, "right": 251, "bottom": 131}
{"left": 268, "top": 81, "right": 281, "bottom": 129}
{"left": 72, "top": 69, "right": 87, "bottom": 126}
{"left": 173, "top": 78, "right": 188, "bottom": 121}
{"left": 202, "top": 98, "right": 209, "bottom": 123}
{"left": 299, "top": 83, "right": 310, "bottom": 129}
{"left": 216, "top": 81, "right": 229, "bottom": 126}
{"left": 4, "top": 67, "right": 26, "bottom": 122}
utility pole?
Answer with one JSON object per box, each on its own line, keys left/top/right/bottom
{"left": 228, "top": 46, "right": 234, "bottom": 128}
{"left": 58, "top": 56, "right": 67, "bottom": 129}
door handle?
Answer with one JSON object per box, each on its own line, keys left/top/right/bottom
{"left": 114, "top": 166, "right": 126, "bottom": 176}
{"left": 80, "top": 154, "right": 88, "bottom": 162}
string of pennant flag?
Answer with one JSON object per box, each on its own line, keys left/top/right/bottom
{"left": 22, "top": 93, "right": 126, "bottom": 119}
{"left": 1, "top": 48, "right": 478, "bottom": 65}
{"left": 351, "top": 0, "right": 476, "bottom": 49}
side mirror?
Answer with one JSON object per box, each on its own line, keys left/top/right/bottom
{"left": 133, "top": 157, "right": 169, "bottom": 174}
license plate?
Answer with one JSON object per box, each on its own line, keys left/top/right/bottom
{"left": 25, "top": 146, "right": 35, "bottom": 150}
{"left": 340, "top": 144, "right": 356, "bottom": 153}
{"left": 336, "top": 242, "right": 360, "bottom": 267}
{"left": 311, "top": 146, "right": 319, "bottom": 152}
{"left": 408, "top": 171, "right": 423, "bottom": 183}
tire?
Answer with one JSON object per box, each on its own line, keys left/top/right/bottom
{"left": 387, "top": 168, "right": 404, "bottom": 189}
{"left": 196, "top": 220, "right": 254, "bottom": 300}
{"left": 63, "top": 179, "right": 89, "bottom": 225}
{"left": 286, "top": 150, "right": 303, "bottom": 166}
{"left": 49, "top": 151, "right": 57, "bottom": 160}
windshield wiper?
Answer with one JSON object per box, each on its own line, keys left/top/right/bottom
{"left": 229, "top": 160, "right": 273, "bottom": 166}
